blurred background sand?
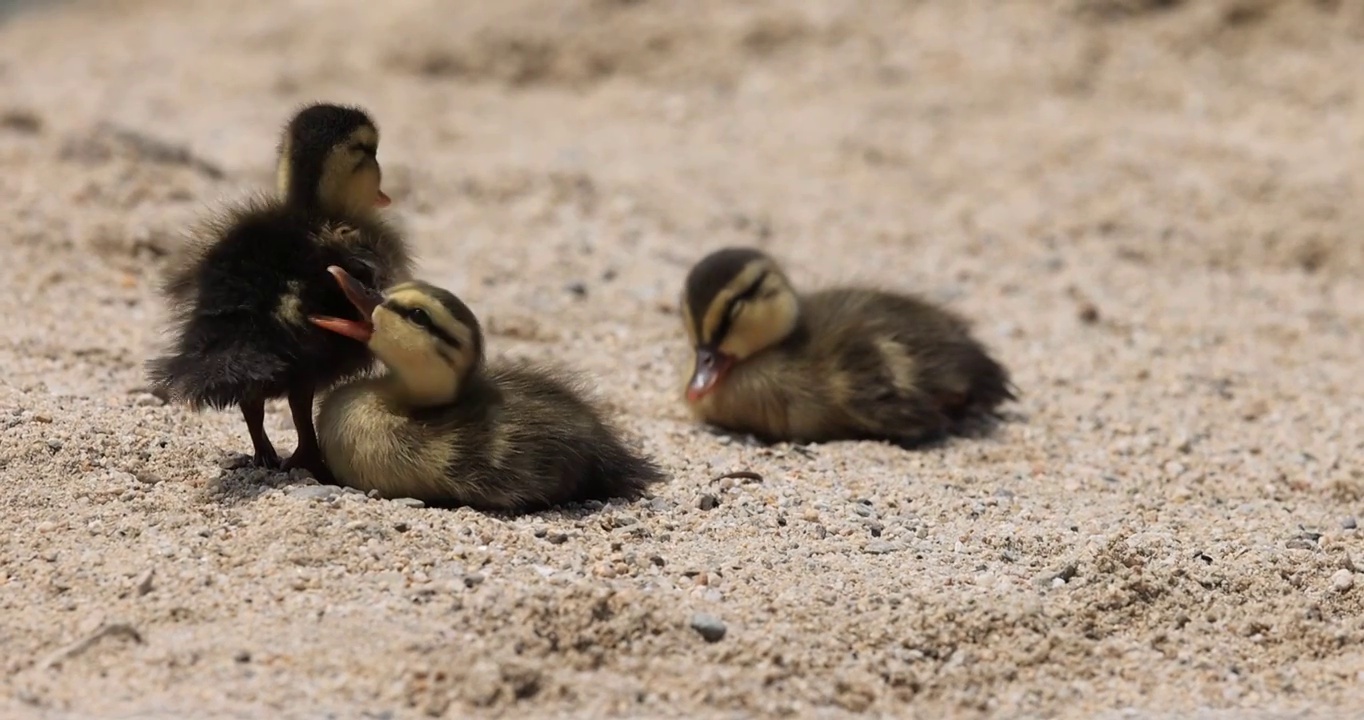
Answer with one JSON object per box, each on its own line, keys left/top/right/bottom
{"left": 1, "top": 0, "right": 1363, "bottom": 717}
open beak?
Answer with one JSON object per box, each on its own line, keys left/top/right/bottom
{"left": 686, "top": 347, "right": 734, "bottom": 402}
{"left": 308, "top": 265, "right": 382, "bottom": 343}
{"left": 375, "top": 189, "right": 392, "bottom": 208}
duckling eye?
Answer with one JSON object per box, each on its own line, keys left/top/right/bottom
{"left": 729, "top": 300, "right": 745, "bottom": 317}
{"left": 408, "top": 307, "right": 432, "bottom": 329}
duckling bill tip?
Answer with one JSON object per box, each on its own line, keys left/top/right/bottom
{"left": 686, "top": 348, "right": 732, "bottom": 402}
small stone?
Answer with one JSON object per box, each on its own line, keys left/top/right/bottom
{"left": 689, "top": 613, "right": 727, "bottom": 642}
{"left": 852, "top": 504, "right": 873, "bottom": 518}
{"left": 463, "top": 573, "right": 485, "bottom": 588}
{"left": 233, "top": 650, "right": 251, "bottom": 663}
{"left": 286, "top": 485, "right": 340, "bottom": 501}
{"left": 392, "top": 497, "right": 425, "bottom": 509}
{"left": 1343, "top": 517, "right": 1358, "bottom": 530}
{"left": 46, "top": 439, "right": 63, "bottom": 452}
{"left": 133, "top": 393, "right": 164, "bottom": 407}
{"left": 35, "top": 521, "right": 56, "bottom": 533}
{"left": 1332, "top": 569, "right": 1355, "bottom": 592}
{"left": 1286, "top": 538, "right": 1317, "bottom": 551}
{"left": 546, "top": 532, "right": 569, "bottom": 545}
{"left": 565, "top": 281, "right": 588, "bottom": 298}
{"left": 863, "top": 541, "right": 900, "bottom": 555}
{"left": 698, "top": 494, "right": 720, "bottom": 511}
{"left": 135, "top": 568, "right": 155, "bottom": 596}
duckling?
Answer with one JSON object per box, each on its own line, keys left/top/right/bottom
{"left": 147, "top": 103, "right": 413, "bottom": 474}
{"left": 309, "top": 267, "right": 666, "bottom": 512}
{"left": 680, "top": 247, "right": 1016, "bottom": 448}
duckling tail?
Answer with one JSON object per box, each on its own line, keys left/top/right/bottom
{"left": 582, "top": 433, "right": 668, "bottom": 503}
{"left": 146, "top": 332, "right": 290, "bottom": 411}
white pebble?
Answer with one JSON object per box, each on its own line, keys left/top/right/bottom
{"left": 1332, "top": 569, "right": 1354, "bottom": 592}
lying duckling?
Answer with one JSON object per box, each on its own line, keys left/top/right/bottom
{"left": 147, "top": 103, "right": 413, "bottom": 474}
{"left": 680, "top": 247, "right": 1015, "bottom": 448}
{"left": 310, "top": 267, "right": 665, "bottom": 512}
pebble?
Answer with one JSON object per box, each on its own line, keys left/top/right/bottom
{"left": 1343, "top": 517, "right": 1358, "bottom": 530}
{"left": 392, "top": 498, "right": 426, "bottom": 509}
{"left": 135, "top": 568, "right": 155, "bottom": 596}
{"left": 286, "top": 485, "right": 340, "bottom": 501}
{"left": 698, "top": 494, "right": 720, "bottom": 511}
{"left": 689, "top": 613, "right": 727, "bottom": 642}
{"left": 1332, "top": 569, "right": 1354, "bottom": 592}
{"left": 863, "top": 541, "right": 900, "bottom": 555}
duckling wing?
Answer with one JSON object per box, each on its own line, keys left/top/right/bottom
{"left": 313, "top": 215, "right": 414, "bottom": 289}
{"left": 810, "top": 289, "right": 1014, "bottom": 445}
{"left": 471, "top": 365, "right": 665, "bottom": 510}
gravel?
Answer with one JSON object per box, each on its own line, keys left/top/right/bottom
{"left": 689, "top": 613, "right": 727, "bottom": 643}
{"left": 2, "top": 1, "right": 1362, "bottom": 718}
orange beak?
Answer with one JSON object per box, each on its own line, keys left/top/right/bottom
{"left": 308, "top": 266, "right": 381, "bottom": 343}
{"left": 686, "top": 347, "right": 733, "bottom": 402}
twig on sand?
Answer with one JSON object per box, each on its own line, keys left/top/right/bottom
{"left": 40, "top": 623, "right": 143, "bottom": 670}
{"left": 710, "top": 470, "right": 763, "bottom": 484}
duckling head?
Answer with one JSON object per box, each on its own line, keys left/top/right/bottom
{"left": 681, "top": 247, "right": 799, "bottom": 402}
{"left": 310, "top": 267, "right": 483, "bottom": 407}
{"left": 277, "top": 102, "right": 392, "bottom": 216}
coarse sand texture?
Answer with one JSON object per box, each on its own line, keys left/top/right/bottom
{"left": 2, "top": 1, "right": 1364, "bottom": 718}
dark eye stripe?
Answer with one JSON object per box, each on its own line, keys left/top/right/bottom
{"left": 385, "top": 302, "right": 463, "bottom": 349}
{"left": 707, "top": 271, "right": 768, "bottom": 346}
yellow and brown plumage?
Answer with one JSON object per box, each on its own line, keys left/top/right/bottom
{"left": 680, "top": 247, "right": 1016, "bottom": 448}
{"left": 147, "top": 103, "right": 413, "bottom": 475}
{"left": 309, "top": 268, "right": 666, "bottom": 512}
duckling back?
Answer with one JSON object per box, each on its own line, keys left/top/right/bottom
{"left": 317, "top": 362, "right": 665, "bottom": 513}
{"left": 148, "top": 200, "right": 411, "bottom": 409}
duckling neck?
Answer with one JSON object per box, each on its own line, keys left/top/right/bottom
{"left": 377, "top": 367, "right": 463, "bottom": 409}
{"left": 280, "top": 165, "right": 366, "bottom": 217}
{"left": 288, "top": 186, "right": 365, "bottom": 218}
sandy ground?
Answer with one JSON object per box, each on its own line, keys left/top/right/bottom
{"left": 2, "top": 0, "right": 1364, "bottom": 717}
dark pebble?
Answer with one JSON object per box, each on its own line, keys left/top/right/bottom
{"left": 689, "top": 613, "right": 727, "bottom": 642}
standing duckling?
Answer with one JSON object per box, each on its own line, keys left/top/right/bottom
{"left": 309, "top": 267, "right": 665, "bottom": 512}
{"left": 147, "top": 103, "right": 413, "bottom": 474}
{"left": 680, "top": 247, "right": 1015, "bottom": 448}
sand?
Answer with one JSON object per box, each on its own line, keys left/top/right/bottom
{"left": 2, "top": 0, "right": 1363, "bottom": 717}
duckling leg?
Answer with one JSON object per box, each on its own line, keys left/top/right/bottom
{"left": 241, "top": 396, "right": 282, "bottom": 467}
{"left": 281, "top": 383, "right": 328, "bottom": 479}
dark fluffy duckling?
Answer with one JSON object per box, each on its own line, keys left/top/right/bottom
{"left": 309, "top": 267, "right": 666, "bottom": 513}
{"left": 680, "top": 247, "right": 1015, "bottom": 448}
{"left": 147, "top": 103, "right": 413, "bottom": 474}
